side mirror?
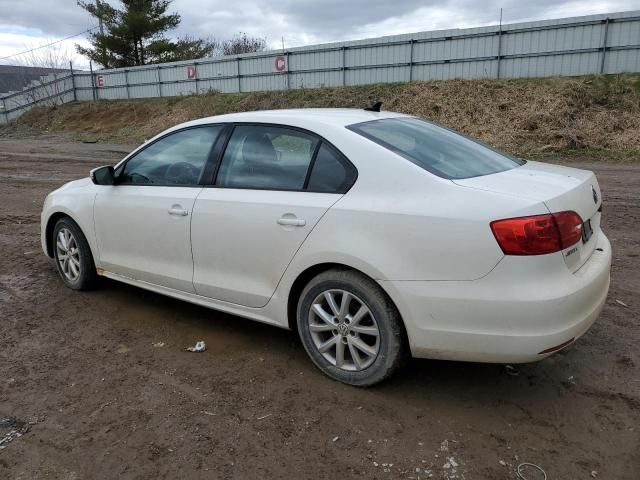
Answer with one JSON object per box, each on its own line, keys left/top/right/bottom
{"left": 90, "top": 165, "right": 115, "bottom": 185}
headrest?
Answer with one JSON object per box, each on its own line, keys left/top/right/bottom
{"left": 242, "top": 133, "right": 277, "bottom": 166}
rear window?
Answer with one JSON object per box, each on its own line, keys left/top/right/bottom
{"left": 347, "top": 117, "right": 524, "bottom": 179}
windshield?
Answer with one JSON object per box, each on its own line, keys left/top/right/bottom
{"left": 347, "top": 117, "right": 525, "bottom": 179}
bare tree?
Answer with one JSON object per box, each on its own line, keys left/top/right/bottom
{"left": 8, "top": 41, "right": 73, "bottom": 111}
{"left": 155, "top": 35, "right": 220, "bottom": 62}
{"left": 221, "top": 33, "right": 266, "bottom": 55}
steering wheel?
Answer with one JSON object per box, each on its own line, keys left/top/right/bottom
{"left": 128, "top": 171, "right": 152, "bottom": 184}
{"left": 166, "top": 162, "right": 200, "bottom": 185}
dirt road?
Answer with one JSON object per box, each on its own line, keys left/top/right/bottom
{"left": 0, "top": 133, "right": 638, "bottom": 479}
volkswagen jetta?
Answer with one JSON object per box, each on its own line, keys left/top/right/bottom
{"left": 41, "top": 108, "right": 611, "bottom": 385}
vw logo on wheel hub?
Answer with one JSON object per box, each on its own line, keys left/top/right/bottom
{"left": 337, "top": 323, "right": 350, "bottom": 336}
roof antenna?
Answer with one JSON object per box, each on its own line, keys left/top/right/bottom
{"left": 364, "top": 101, "right": 382, "bottom": 112}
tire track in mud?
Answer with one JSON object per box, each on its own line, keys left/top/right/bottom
{"left": 0, "top": 135, "right": 638, "bottom": 479}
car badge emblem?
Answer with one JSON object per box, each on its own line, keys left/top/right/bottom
{"left": 591, "top": 185, "right": 598, "bottom": 204}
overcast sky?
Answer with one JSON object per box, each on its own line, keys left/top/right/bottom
{"left": 0, "top": 0, "right": 638, "bottom": 69}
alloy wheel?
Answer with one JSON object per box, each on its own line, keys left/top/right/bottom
{"left": 56, "top": 227, "right": 81, "bottom": 282}
{"left": 308, "top": 289, "right": 380, "bottom": 371}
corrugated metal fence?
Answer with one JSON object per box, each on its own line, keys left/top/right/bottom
{"left": 1, "top": 10, "right": 639, "bottom": 124}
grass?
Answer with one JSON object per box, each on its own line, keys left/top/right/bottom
{"left": 4, "top": 74, "right": 640, "bottom": 162}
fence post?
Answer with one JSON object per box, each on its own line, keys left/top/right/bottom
{"left": 69, "top": 61, "right": 77, "bottom": 102}
{"left": 600, "top": 18, "right": 610, "bottom": 74}
{"left": 157, "top": 66, "right": 162, "bottom": 97}
{"left": 89, "top": 61, "right": 97, "bottom": 101}
{"left": 124, "top": 69, "right": 130, "bottom": 99}
{"left": 237, "top": 58, "right": 242, "bottom": 93}
{"left": 496, "top": 11, "right": 503, "bottom": 79}
{"left": 285, "top": 52, "right": 290, "bottom": 90}
{"left": 194, "top": 62, "right": 199, "bottom": 94}
{"left": 409, "top": 39, "right": 415, "bottom": 82}
{"left": 1, "top": 96, "right": 7, "bottom": 124}
{"left": 342, "top": 46, "right": 346, "bottom": 86}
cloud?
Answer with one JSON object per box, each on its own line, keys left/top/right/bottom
{"left": 157, "top": 0, "right": 640, "bottom": 47}
{"left": 0, "top": 32, "right": 91, "bottom": 70}
{"left": 0, "top": 0, "right": 638, "bottom": 69}
{"left": 0, "top": 0, "right": 95, "bottom": 37}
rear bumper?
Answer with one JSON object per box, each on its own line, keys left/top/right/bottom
{"left": 381, "top": 231, "right": 611, "bottom": 363}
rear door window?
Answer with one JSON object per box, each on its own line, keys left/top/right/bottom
{"left": 348, "top": 117, "right": 524, "bottom": 179}
{"left": 307, "top": 143, "right": 356, "bottom": 193}
{"left": 216, "top": 125, "right": 318, "bottom": 190}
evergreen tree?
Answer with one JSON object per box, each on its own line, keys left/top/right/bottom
{"left": 76, "top": 1, "right": 216, "bottom": 68}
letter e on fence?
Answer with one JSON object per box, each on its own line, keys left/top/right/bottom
{"left": 95, "top": 75, "right": 105, "bottom": 88}
{"left": 186, "top": 65, "right": 196, "bottom": 80}
{"left": 274, "top": 56, "right": 286, "bottom": 72}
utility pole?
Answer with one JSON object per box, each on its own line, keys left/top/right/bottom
{"left": 77, "top": 1, "right": 104, "bottom": 36}
{"left": 96, "top": 0, "right": 106, "bottom": 61}
{"left": 96, "top": 0, "right": 104, "bottom": 38}
{"left": 79, "top": 1, "right": 106, "bottom": 63}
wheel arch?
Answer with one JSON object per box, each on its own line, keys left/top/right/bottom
{"left": 45, "top": 212, "right": 93, "bottom": 260}
{"left": 286, "top": 262, "right": 409, "bottom": 346}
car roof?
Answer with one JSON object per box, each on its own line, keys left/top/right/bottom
{"left": 174, "top": 108, "right": 409, "bottom": 131}
{"left": 125, "top": 108, "right": 411, "bottom": 162}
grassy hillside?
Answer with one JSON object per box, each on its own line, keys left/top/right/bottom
{"left": 5, "top": 75, "right": 640, "bottom": 161}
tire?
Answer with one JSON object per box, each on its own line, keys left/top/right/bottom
{"left": 52, "top": 217, "right": 97, "bottom": 290}
{"left": 296, "top": 268, "right": 405, "bottom": 386}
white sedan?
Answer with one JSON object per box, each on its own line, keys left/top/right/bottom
{"left": 41, "top": 108, "right": 611, "bottom": 386}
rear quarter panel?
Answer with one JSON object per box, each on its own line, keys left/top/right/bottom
{"left": 282, "top": 134, "right": 549, "bottom": 282}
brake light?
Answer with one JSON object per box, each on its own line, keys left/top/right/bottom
{"left": 490, "top": 211, "right": 583, "bottom": 255}
{"left": 553, "top": 211, "right": 584, "bottom": 247}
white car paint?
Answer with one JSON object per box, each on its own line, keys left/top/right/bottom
{"left": 454, "top": 161, "right": 601, "bottom": 272}
{"left": 94, "top": 185, "right": 200, "bottom": 292}
{"left": 41, "top": 108, "right": 611, "bottom": 363}
{"left": 191, "top": 189, "right": 341, "bottom": 307}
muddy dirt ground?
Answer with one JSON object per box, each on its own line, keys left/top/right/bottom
{"left": 0, "top": 133, "right": 638, "bottom": 479}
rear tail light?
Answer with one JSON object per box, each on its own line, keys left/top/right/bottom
{"left": 490, "top": 211, "right": 583, "bottom": 255}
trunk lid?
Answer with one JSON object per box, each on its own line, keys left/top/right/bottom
{"left": 453, "top": 161, "right": 602, "bottom": 272}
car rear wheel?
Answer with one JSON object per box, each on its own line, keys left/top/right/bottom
{"left": 297, "top": 269, "right": 405, "bottom": 386}
{"left": 52, "top": 217, "right": 97, "bottom": 290}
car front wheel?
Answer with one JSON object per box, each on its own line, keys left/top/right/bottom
{"left": 52, "top": 217, "right": 97, "bottom": 290}
{"left": 297, "top": 269, "right": 405, "bottom": 386}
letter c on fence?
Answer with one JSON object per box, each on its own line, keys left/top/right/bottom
{"left": 275, "top": 56, "right": 286, "bottom": 72}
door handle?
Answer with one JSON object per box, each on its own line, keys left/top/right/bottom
{"left": 277, "top": 217, "right": 306, "bottom": 227}
{"left": 168, "top": 205, "right": 189, "bottom": 216}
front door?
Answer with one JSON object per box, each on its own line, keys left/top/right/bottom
{"left": 94, "top": 126, "right": 223, "bottom": 292}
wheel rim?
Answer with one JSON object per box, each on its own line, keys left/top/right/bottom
{"left": 308, "top": 289, "right": 380, "bottom": 371}
{"left": 56, "top": 228, "right": 81, "bottom": 282}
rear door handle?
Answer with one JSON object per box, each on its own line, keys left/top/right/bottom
{"left": 168, "top": 205, "right": 189, "bottom": 216}
{"left": 277, "top": 217, "right": 306, "bottom": 227}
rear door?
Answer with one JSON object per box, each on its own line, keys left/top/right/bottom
{"left": 191, "top": 124, "right": 356, "bottom": 307}
{"left": 94, "top": 126, "right": 223, "bottom": 292}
